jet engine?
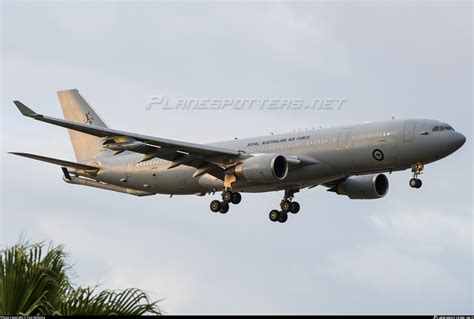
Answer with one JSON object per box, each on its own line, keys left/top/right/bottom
{"left": 103, "top": 140, "right": 146, "bottom": 152}
{"left": 234, "top": 154, "right": 288, "bottom": 182}
{"left": 329, "top": 173, "right": 389, "bottom": 199}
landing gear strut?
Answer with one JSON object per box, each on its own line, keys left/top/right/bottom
{"left": 209, "top": 189, "right": 242, "bottom": 214}
{"left": 409, "top": 161, "right": 424, "bottom": 189}
{"left": 269, "top": 189, "right": 300, "bottom": 223}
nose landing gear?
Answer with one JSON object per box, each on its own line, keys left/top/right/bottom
{"left": 409, "top": 162, "right": 424, "bottom": 189}
{"left": 209, "top": 189, "right": 242, "bottom": 214}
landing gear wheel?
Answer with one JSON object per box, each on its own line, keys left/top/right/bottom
{"left": 231, "top": 192, "right": 242, "bottom": 205}
{"left": 409, "top": 178, "right": 422, "bottom": 189}
{"left": 210, "top": 200, "right": 221, "bottom": 212}
{"left": 290, "top": 201, "right": 300, "bottom": 214}
{"left": 415, "top": 179, "right": 422, "bottom": 188}
{"left": 269, "top": 210, "right": 280, "bottom": 222}
{"left": 410, "top": 162, "right": 424, "bottom": 189}
{"left": 219, "top": 202, "right": 229, "bottom": 214}
{"left": 278, "top": 211, "right": 288, "bottom": 223}
{"left": 222, "top": 190, "right": 233, "bottom": 203}
{"left": 280, "top": 200, "right": 292, "bottom": 213}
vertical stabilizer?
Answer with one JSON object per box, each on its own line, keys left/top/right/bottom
{"left": 57, "top": 89, "right": 111, "bottom": 161}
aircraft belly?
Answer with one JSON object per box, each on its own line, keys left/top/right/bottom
{"left": 197, "top": 174, "right": 224, "bottom": 191}
{"left": 140, "top": 166, "right": 204, "bottom": 194}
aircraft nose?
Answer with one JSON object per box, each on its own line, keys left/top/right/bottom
{"left": 433, "top": 131, "right": 466, "bottom": 160}
{"left": 453, "top": 132, "right": 466, "bottom": 150}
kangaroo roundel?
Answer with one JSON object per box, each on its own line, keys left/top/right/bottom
{"left": 372, "top": 149, "right": 384, "bottom": 161}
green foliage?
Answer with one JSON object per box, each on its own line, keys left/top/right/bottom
{"left": 0, "top": 242, "right": 161, "bottom": 315}
{"left": 59, "top": 287, "right": 160, "bottom": 315}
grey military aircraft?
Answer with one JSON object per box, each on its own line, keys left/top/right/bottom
{"left": 10, "top": 89, "right": 466, "bottom": 223}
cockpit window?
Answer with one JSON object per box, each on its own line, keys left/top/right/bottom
{"left": 433, "top": 124, "right": 455, "bottom": 132}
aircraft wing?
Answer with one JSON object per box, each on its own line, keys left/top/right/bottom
{"left": 14, "top": 101, "right": 241, "bottom": 179}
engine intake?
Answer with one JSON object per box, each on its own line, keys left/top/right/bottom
{"left": 234, "top": 154, "right": 288, "bottom": 182}
{"left": 330, "top": 173, "right": 389, "bottom": 199}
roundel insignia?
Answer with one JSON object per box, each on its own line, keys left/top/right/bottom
{"left": 372, "top": 149, "right": 384, "bottom": 161}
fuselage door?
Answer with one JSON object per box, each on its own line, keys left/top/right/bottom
{"left": 126, "top": 154, "right": 136, "bottom": 178}
{"left": 337, "top": 130, "right": 350, "bottom": 148}
{"left": 403, "top": 121, "right": 416, "bottom": 142}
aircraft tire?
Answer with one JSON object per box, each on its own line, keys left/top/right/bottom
{"left": 290, "top": 202, "right": 300, "bottom": 214}
{"left": 269, "top": 210, "right": 280, "bottom": 222}
{"left": 222, "top": 190, "right": 233, "bottom": 203}
{"left": 280, "top": 200, "right": 291, "bottom": 212}
{"left": 231, "top": 192, "right": 242, "bottom": 205}
{"left": 415, "top": 179, "right": 422, "bottom": 188}
{"left": 219, "top": 202, "right": 229, "bottom": 214}
{"left": 278, "top": 211, "right": 288, "bottom": 223}
{"left": 210, "top": 200, "right": 221, "bottom": 212}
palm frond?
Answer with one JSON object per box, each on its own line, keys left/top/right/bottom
{"left": 59, "top": 287, "right": 161, "bottom": 315}
{"left": 1, "top": 241, "right": 162, "bottom": 315}
{"left": 0, "top": 242, "right": 69, "bottom": 315}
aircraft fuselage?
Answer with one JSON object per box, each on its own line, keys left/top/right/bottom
{"left": 92, "top": 118, "right": 465, "bottom": 195}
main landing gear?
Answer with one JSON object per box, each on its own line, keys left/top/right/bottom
{"left": 409, "top": 161, "right": 424, "bottom": 189}
{"left": 210, "top": 189, "right": 242, "bottom": 214}
{"left": 269, "top": 189, "right": 300, "bottom": 224}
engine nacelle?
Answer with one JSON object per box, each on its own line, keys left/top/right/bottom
{"left": 234, "top": 154, "right": 288, "bottom": 182}
{"left": 103, "top": 140, "right": 145, "bottom": 152}
{"left": 330, "top": 173, "right": 389, "bottom": 199}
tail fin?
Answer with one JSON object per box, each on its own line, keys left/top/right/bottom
{"left": 57, "top": 89, "right": 111, "bottom": 161}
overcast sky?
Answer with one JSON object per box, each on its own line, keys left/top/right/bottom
{"left": 1, "top": 1, "right": 472, "bottom": 314}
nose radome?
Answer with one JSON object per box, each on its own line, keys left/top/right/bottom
{"left": 453, "top": 132, "right": 466, "bottom": 150}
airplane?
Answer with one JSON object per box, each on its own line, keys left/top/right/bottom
{"left": 10, "top": 89, "right": 466, "bottom": 223}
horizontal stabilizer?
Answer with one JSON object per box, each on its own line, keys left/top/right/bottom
{"left": 9, "top": 152, "right": 99, "bottom": 171}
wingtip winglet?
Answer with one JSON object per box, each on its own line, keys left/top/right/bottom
{"left": 13, "top": 101, "right": 38, "bottom": 117}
